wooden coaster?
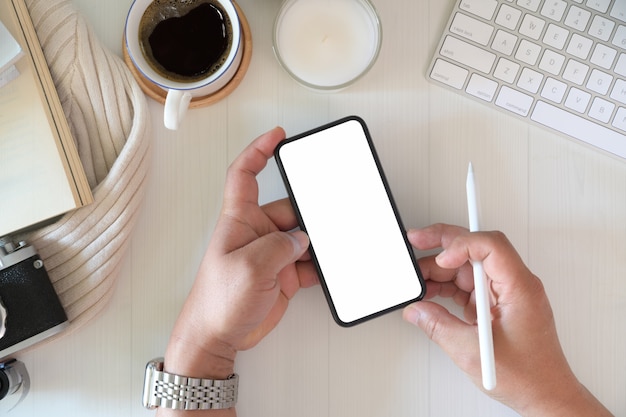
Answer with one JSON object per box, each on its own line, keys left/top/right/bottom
{"left": 123, "top": 1, "right": 252, "bottom": 108}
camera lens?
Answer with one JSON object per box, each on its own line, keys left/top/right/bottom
{"left": 0, "top": 368, "right": 9, "bottom": 400}
{"left": 0, "top": 361, "right": 22, "bottom": 401}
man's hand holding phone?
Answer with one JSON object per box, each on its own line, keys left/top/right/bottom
{"left": 159, "top": 128, "right": 320, "bottom": 417}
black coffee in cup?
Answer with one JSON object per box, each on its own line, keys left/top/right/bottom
{"left": 139, "top": 0, "right": 234, "bottom": 83}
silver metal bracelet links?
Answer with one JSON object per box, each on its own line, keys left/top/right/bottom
{"left": 143, "top": 357, "right": 238, "bottom": 410}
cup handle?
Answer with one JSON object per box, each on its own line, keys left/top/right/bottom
{"left": 164, "top": 89, "right": 193, "bottom": 130}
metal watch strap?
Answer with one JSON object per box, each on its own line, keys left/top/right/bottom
{"left": 142, "top": 358, "right": 238, "bottom": 410}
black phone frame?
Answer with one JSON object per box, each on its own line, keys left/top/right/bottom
{"left": 274, "top": 115, "right": 425, "bottom": 327}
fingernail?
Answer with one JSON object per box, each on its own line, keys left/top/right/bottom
{"left": 289, "top": 231, "right": 310, "bottom": 254}
{"left": 435, "top": 250, "right": 446, "bottom": 265}
{"left": 402, "top": 304, "right": 421, "bottom": 324}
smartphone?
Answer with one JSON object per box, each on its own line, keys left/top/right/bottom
{"left": 275, "top": 116, "right": 424, "bottom": 326}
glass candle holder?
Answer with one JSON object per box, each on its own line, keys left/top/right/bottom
{"left": 273, "top": 0, "right": 382, "bottom": 92}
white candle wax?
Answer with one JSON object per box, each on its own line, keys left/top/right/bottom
{"left": 274, "top": 0, "right": 381, "bottom": 90}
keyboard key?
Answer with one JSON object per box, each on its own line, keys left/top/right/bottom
{"left": 613, "top": 107, "right": 626, "bottom": 132}
{"left": 586, "top": 0, "right": 611, "bottom": 14}
{"left": 496, "top": 85, "right": 534, "bottom": 116}
{"left": 590, "top": 44, "right": 617, "bottom": 69}
{"left": 466, "top": 73, "right": 498, "bottom": 101}
{"left": 588, "top": 15, "right": 615, "bottom": 42}
{"left": 532, "top": 101, "right": 626, "bottom": 159}
{"left": 517, "top": 0, "right": 541, "bottom": 12}
{"left": 541, "top": 1, "right": 567, "bottom": 22}
{"left": 565, "top": 6, "right": 591, "bottom": 31}
{"left": 610, "top": 79, "right": 626, "bottom": 105}
{"left": 492, "top": 30, "right": 518, "bottom": 55}
{"left": 496, "top": 4, "right": 522, "bottom": 30}
{"left": 430, "top": 59, "right": 468, "bottom": 89}
{"left": 567, "top": 33, "right": 593, "bottom": 59}
{"left": 459, "top": 0, "right": 498, "bottom": 20}
{"left": 494, "top": 57, "right": 520, "bottom": 83}
{"left": 450, "top": 12, "right": 494, "bottom": 46}
{"left": 440, "top": 36, "right": 496, "bottom": 73}
{"left": 539, "top": 49, "right": 566, "bottom": 75}
{"left": 586, "top": 68, "right": 613, "bottom": 95}
{"left": 516, "top": 39, "right": 542, "bottom": 65}
{"left": 517, "top": 67, "right": 543, "bottom": 93}
{"left": 541, "top": 77, "right": 568, "bottom": 103}
{"left": 611, "top": 3, "right": 626, "bottom": 23}
{"left": 543, "top": 23, "right": 569, "bottom": 50}
{"left": 564, "top": 87, "right": 591, "bottom": 113}
{"left": 588, "top": 97, "right": 615, "bottom": 123}
{"left": 563, "top": 59, "right": 589, "bottom": 85}
{"left": 519, "top": 14, "right": 546, "bottom": 40}
{"left": 616, "top": 54, "right": 626, "bottom": 76}
{"left": 612, "top": 25, "right": 626, "bottom": 49}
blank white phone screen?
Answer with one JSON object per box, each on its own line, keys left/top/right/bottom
{"left": 276, "top": 118, "right": 424, "bottom": 325}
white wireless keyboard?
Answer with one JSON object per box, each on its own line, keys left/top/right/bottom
{"left": 428, "top": 0, "right": 626, "bottom": 160}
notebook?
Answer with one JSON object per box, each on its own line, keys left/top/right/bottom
{"left": 427, "top": 0, "right": 626, "bottom": 160}
{"left": 0, "top": 0, "right": 93, "bottom": 237}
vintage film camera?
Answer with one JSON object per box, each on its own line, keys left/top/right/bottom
{"left": 0, "top": 239, "right": 68, "bottom": 359}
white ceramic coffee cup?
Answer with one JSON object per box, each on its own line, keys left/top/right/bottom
{"left": 125, "top": 0, "right": 243, "bottom": 130}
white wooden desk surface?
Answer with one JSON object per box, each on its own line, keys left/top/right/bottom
{"left": 7, "top": 0, "right": 626, "bottom": 416}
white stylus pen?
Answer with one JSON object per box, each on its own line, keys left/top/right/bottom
{"left": 466, "top": 162, "right": 497, "bottom": 391}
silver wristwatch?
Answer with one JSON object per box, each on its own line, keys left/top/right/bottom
{"left": 142, "top": 358, "right": 238, "bottom": 410}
